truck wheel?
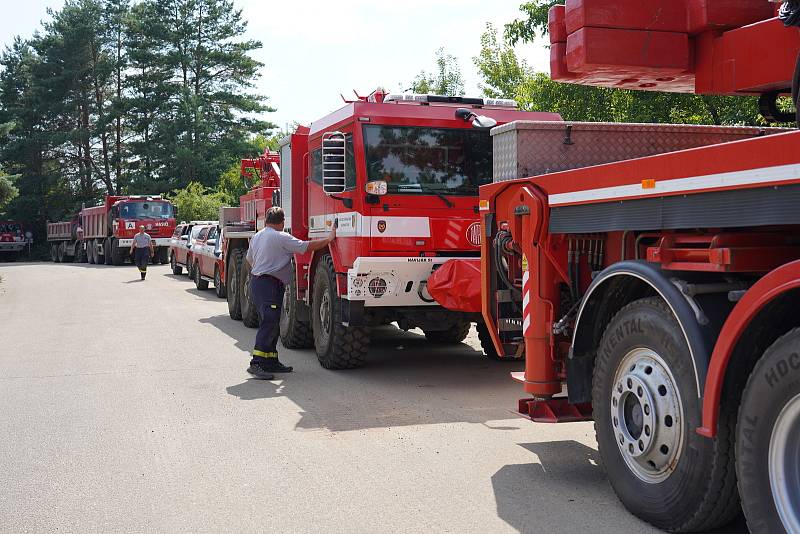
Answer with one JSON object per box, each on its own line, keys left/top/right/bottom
{"left": 227, "top": 248, "right": 244, "bottom": 320}
{"left": 50, "top": 244, "right": 57, "bottom": 262}
{"left": 170, "top": 253, "right": 182, "bottom": 275}
{"left": 240, "top": 264, "right": 260, "bottom": 328}
{"left": 312, "top": 255, "right": 369, "bottom": 369}
{"left": 476, "top": 322, "right": 521, "bottom": 361}
{"left": 737, "top": 327, "right": 800, "bottom": 534}
{"left": 101, "top": 238, "right": 111, "bottom": 265}
{"left": 56, "top": 242, "right": 65, "bottom": 263}
{"left": 423, "top": 321, "right": 471, "bottom": 343}
{"left": 593, "top": 297, "right": 738, "bottom": 532}
{"left": 214, "top": 266, "right": 226, "bottom": 298}
{"left": 280, "top": 273, "right": 313, "bottom": 349}
{"left": 158, "top": 248, "right": 169, "bottom": 264}
{"left": 110, "top": 238, "right": 125, "bottom": 266}
{"left": 194, "top": 262, "right": 209, "bottom": 290}
{"left": 86, "top": 240, "right": 95, "bottom": 264}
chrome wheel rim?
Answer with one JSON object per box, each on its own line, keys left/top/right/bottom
{"left": 611, "top": 347, "right": 684, "bottom": 483}
{"left": 769, "top": 392, "right": 800, "bottom": 533}
{"left": 319, "top": 291, "right": 331, "bottom": 336}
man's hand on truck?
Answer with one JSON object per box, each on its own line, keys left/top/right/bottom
{"left": 305, "top": 226, "right": 336, "bottom": 253}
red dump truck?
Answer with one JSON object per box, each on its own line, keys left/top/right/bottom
{"left": 426, "top": 1, "right": 800, "bottom": 532}
{"left": 47, "top": 195, "right": 177, "bottom": 264}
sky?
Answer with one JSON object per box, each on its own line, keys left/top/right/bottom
{"left": 0, "top": 0, "right": 550, "bottom": 131}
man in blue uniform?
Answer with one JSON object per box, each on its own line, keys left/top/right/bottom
{"left": 130, "top": 225, "right": 154, "bottom": 280}
{"left": 245, "top": 207, "right": 335, "bottom": 380}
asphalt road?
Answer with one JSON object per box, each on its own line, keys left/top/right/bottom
{"left": 0, "top": 262, "right": 735, "bottom": 533}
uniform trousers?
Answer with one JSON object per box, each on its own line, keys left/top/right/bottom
{"left": 250, "top": 274, "right": 285, "bottom": 364}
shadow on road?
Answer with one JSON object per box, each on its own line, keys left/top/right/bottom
{"left": 492, "top": 440, "right": 630, "bottom": 532}
{"left": 492, "top": 440, "right": 748, "bottom": 533}
{"left": 184, "top": 286, "right": 224, "bottom": 301}
{"left": 203, "top": 313, "right": 524, "bottom": 432}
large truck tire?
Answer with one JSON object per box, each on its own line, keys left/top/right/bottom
{"left": 110, "top": 238, "right": 125, "bottom": 266}
{"left": 158, "top": 248, "right": 169, "bottom": 264}
{"left": 227, "top": 248, "right": 244, "bottom": 320}
{"left": 737, "top": 327, "right": 800, "bottom": 534}
{"left": 86, "top": 240, "right": 95, "bottom": 264}
{"left": 477, "top": 322, "right": 511, "bottom": 361}
{"left": 214, "top": 266, "right": 226, "bottom": 298}
{"left": 56, "top": 242, "right": 65, "bottom": 263}
{"left": 50, "top": 244, "right": 57, "bottom": 262}
{"left": 170, "top": 253, "right": 182, "bottom": 275}
{"left": 312, "top": 255, "right": 369, "bottom": 369}
{"left": 101, "top": 238, "right": 111, "bottom": 265}
{"left": 423, "top": 321, "right": 470, "bottom": 343}
{"left": 194, "top": 262, "right": 209, "bottom": 290}
{"left": 280, "top": 273, "right": 313, "bottom": 349}
{"left": 592, "top": 297, "right": 738, "bottom": 532}
{"left": 239, "top": 262, "right": 260, "bottom": 328}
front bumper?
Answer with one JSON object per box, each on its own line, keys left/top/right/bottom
{"left": 0, "top": 242, "right": 26, "bottom": 252}
{"left": 118, "top": 238, "right": 171, "bottom": 248}
{"left": 347, "top": 256, "right": 467, "bottom": 307}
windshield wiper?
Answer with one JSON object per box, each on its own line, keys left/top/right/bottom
{"left": 431, "top": 191, "right": 455, "bottom": 208}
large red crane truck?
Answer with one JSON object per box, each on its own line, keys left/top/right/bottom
{"left": 443, "top": 1, "right": 800, "bottom": 532}
{"left": 47, "top": 195, "right": 177, "bottom": 265}
{"left": 222, "top": 93, "right": 562, "bottom": 368}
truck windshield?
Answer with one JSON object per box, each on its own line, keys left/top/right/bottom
{"left": 363, "top": 125, "right": 492, "bottom": 196}
{"left": 119, "top": 201, "right": 174, "bottom": 220}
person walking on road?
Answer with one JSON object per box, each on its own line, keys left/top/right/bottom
{"left": 245, "top": 207, "right": 336, "bottom": 380}
{"left": 130, "top": 225, "right": 155, "bottom": 280}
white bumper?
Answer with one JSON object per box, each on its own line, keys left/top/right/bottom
{"left": 347, "top": 256, "right": 461, "bottom": 307}
{"left": 0, "top": 242, "right": 25, "bottom": 252}
{"left": 118, "top": 238, "right": 171, "bottom": 247}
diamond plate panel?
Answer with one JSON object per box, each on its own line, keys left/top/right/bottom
{"left": 491, "top": 121, "right": 792, "bottom": 182}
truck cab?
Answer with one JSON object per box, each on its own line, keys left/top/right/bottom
{"left": 0, "top": 221, "right": 30, "bottom": 261}
{"left": 277, "top": 91, "right": 561, "bottom": 368}
{"left": 82, "top": 195, "right": 177, "bottom": 265}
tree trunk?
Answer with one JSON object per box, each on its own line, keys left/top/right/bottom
{"left": 115, "top": 27, "right": 123, "bottom": 190}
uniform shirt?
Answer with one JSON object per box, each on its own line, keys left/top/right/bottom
{"left": 133, "top": 232, "right": 152, "bottom": 248}
{"left": 246, "top": 226, "right": 309, "bottom": 284}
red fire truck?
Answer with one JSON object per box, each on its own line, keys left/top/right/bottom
{"left": 0, "top": 221, "right": 30, "bottom": 261}
{"left": 47, "top": 195, "right": 177, "bottom": 265}
{"left": 432, "top": 1, "right": 799, "bottom": 532}
{"left": 221, "top": 96, "right": 560, "bottom": 368}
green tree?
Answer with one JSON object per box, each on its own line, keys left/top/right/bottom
{"left": 409, "top": 48, "right": 465, "bottom": 96}
{"left": 0, "top": 0, "right": 275, "bottom": 238}
{"left": 138, "top": 0, "right": 276, "bottom": 189}
{"left": 168, "top": 181, "right": 228, "bottom": 221}
{"left": 0, "top": 175, "right": 19, "bottom": 212}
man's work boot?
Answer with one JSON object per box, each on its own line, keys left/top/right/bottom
{"left": 259, "top": 357, "right": 293, "bottom": 373}
{"left": 140, "top": 272, "right": 146, "bottom": 280}
{"left": 247, "top": 363, "right": 275, "bottom": 380}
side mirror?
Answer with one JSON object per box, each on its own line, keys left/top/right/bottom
{"left": 322, "top": 131, "right": 346, "bottom": 195}
{"left": 455, "top": 107, "right": 497, "bottom": 130}
{"left": 471, "top": 115, "right": 497, "bottom": 129}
